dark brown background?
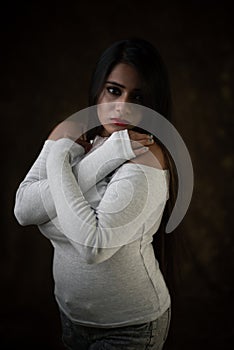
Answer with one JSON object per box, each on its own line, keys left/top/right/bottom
{"left": 1, "top": 1, "right": 233, "bottom": 349}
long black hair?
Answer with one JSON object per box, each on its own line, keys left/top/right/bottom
{"left": 86, "top": 38, "right": 179, "bottom": 293}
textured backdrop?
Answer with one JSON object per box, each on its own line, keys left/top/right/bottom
{"left": 1, "top": 1, "right": 233, "bottom": 349}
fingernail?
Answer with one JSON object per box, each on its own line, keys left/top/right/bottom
{"left": 135, "top": 146, "right": 149, "bottom": 156}
{"left": 148, "top": 134, "right": 154, "bottom": 142}
{"left": 141, "top": 146, "right": 149, "bottom": 153}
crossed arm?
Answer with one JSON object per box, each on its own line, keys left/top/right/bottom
{"left": 14, "top": 127, "right": 169, "bottom": 263}
{"left": 44, "top": 137, "right": 169, "bottom": 263}
{"left": 14, "top": 130, "right": 138, "bottom": 226}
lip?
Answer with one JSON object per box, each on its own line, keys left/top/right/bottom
{"left": 111, "top": 118, "right": 130, "bottom": 126}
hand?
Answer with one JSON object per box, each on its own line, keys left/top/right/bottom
{"left": 128, "top": 130, "right": 154, "bottom": 156}
{"left": 75, "top": 136, "right": 92, "bottom": 154}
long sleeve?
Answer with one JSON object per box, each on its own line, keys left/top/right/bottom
{"left": 14, "top": 140, "right": 59, "bottom": 226}
{"left": 46, "top": 137, "right": 169, "bottom": 264}
{"left": 73, "top": 129, "right": 136, "bottom": 195}
{"left": 14, "top": 129, "right": 136, "bottom": 226}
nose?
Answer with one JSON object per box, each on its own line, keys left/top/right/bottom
{"left": 115, "top": 102, "right": 131, "bottom": 117}
{"left": 115, "top": 96, "right": 132, "bottom": 116}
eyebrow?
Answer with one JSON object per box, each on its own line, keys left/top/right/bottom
{"left": 106, "top": 81, "right": 141, "bottom": 91}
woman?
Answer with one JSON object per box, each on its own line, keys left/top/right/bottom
{"left": 14, "top": 38, "right": 178, "bottom": 349}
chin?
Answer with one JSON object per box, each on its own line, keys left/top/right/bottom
{"left": 103, "top": 124, "right": 129, "bottom": 136}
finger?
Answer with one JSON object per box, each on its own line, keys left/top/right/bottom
{"left": 128, "top": 130, "right": 154, "bottom": 142}
{"left": 134, "top": 146, "right": 149, "bottom": 156}
{"left": 128, "top": 130, "right": 146, "bottom": 140}
{"left": 131, "top": 138, "right": 154, "bottom": 149}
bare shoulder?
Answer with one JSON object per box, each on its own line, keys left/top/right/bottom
{"left": 128, "top": 142, "right": 167, "bottom": 170}
{"left": 149, "top": 142, "right": 167, "bottom": 169}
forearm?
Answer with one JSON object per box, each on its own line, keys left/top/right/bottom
{"left": 14, "top": 140, "right": 57, "bottom": 225}
{"left": 74, "top": 129, "right": 136, "bottom": 194}
{"left": 47, "top": 138, "right": 168, "bottom": 264}
{"left": 14, "top": 130, "right": 136, "bottom": 226}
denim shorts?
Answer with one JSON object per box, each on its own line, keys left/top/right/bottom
{"left": 59, "top": 308, "right": 171, "bottom": 350}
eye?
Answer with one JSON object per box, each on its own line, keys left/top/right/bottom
{"left": 106, "top": 86, "right": 121, "bottom": 96}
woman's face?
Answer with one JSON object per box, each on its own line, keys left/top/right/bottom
{"left": 97, "top": 63, "right": 143, "bottom": 136}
